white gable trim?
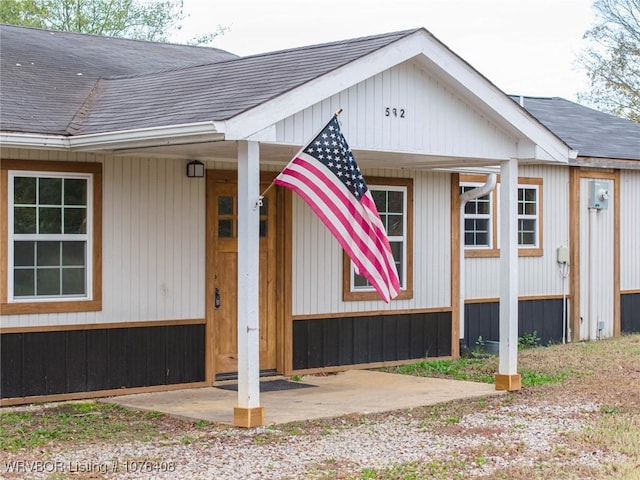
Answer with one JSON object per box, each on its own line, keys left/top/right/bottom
{"left": 222, "top": 32, "right": 429, "bottom": 140}
{"left": 410, "top": 50, "right": 573, "bottom": 163}
{"left": 223, "top": 29, "right": 573, "bottom": 163}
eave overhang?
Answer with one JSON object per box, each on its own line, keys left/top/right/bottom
{"left": 1, "top": 121, "right": 225, "bottom": 152}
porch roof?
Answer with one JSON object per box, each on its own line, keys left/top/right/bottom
{"left": 0, "top": 24, "right": 417, "bottom": 136}
{"left": 1, "top": 24, "right": 572, "bottom": 164}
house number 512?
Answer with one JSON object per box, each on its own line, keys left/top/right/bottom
{"left": 384, "top": 107, "right": 405, "bottom": 118}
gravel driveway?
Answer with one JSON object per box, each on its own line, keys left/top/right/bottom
{"left": 1, "top": 397, "right": 619, "bottom": 479}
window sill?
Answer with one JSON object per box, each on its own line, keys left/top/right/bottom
{"left": 519, "top": 247, "right": 543, "bottom": 257}
{"left": 464, "top": 248, "right": 543, "bottom": 258}
{"left": 1, "top": 300, "right": 102, "bottom": 315}
{"left": 343, "top": 289, "right": 413, "bottom": 302}
{"left": 465, "top": 248, "right": 499, "bottom": 258}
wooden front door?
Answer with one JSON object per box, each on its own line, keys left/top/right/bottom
{"left": 206, "top": 171, "right": 277, "bottom": 378}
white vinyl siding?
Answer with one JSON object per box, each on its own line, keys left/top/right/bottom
{"left": 0, "top": 147, "right": 287, "bottom": 329}
{"left": 464, "top": 165, "right": 569, "bottom": 299}
{"left": 620, "top": 169, "right": 640, "bottom": 291}
{"left": 0, "top": 149, "right": 209, "bottom": 328}
{"left": 578, "top": 176, "right": 615, "bottom": 339}
{"left": 101, "top": 156, "right": 205, "bottom": 323}
{"left": 276, "top": 61, "right": 518, "bottom": 161}
{"left": 292, "top": 169, "right": 450, "bottom": 315}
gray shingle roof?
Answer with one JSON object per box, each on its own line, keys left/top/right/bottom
{"left": 69, "top": 29, "right": 419, "bottom": 134}
{"left": 512, "top": 96, "right": 640, "bottom": 161}
{"left": 6, "top": 24, "right": 636, "bottom": 162}
{"left": 0, "top": 24, "right": 238, "bottom": 135}
{"left": 1, "top": 24, "right": 420, "bottom": 135}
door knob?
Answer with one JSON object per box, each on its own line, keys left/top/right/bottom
{"left": 215, "top": 288, "right": 221, "bottom": 309}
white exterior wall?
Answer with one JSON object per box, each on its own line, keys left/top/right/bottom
{"left": 579, "top": 176, "right": 615, "bottom": 339}
{"left": 464, "top": 164, "right": 570, "bottom": 299}
{"left": 620, "top": 169, "right": 640, "bottom": 291}
{"left": 276, "top": 61, "right": 518, "bottom": 160}
{"left": 292, "top": 168, "right": 451, "bottom": 316}
{"left": 1, "top": 148, "right": 208, "bottom": 328}
{"left": 102, "top": 156, "right": 205, "bottom": 323}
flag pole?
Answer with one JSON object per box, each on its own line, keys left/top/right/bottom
{"left": 256, "top": 109, "right": 344, "bottom": 207}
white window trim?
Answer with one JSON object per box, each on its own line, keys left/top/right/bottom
{"left": 517, "top": 184, "right": 540, "bottom": 248}
{"left": 461, "top": 180, "right": 541, "bottom": 252}
{"left": 461, "top": 182, "right": 494, "bottom": 250}
{"left": 8, "top": 170, "right": 94, "bottom": 303}
{"left": 350, "top": 184, "right": 408, "bottom": 293}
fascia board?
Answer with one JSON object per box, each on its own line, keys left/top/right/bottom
{"left": 69, "top": 122, "right": 224, "bottom": 151}
{"left": 223, "top": 32, "right": 428, "bottom": 140}
{"left": 0, "top": 133, "right": 69, "bottom": 149}
{"left": 2, "top": 122, "right": 225, "bottom": 152}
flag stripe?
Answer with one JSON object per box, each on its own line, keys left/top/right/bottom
{"left": 275, "top": 171, "right": 393, "bottom": 300}
{"left": 283, "top": 155, "right": 391, "bottom": 261}
{"left": 274, "top": 113, "right": 400, "bottom": 302}
{"left": 360, "top": 193, "right": 399, "bottom": 280}
{"left": 276, "top": 170, "right": 385, "bottom": 290}
{"left": 275, "top": 156, "right": 399, "bottom": 300}
{"left": 360, "top": 193, "right": 399, "bottom": 287}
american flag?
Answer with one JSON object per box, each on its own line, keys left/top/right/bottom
{"left": 274, "top": 113, "right": 400, "bottom": 302}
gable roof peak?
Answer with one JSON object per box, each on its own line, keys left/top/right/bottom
{"left": 235, "top": 27, "right": 425, "bottom": 60}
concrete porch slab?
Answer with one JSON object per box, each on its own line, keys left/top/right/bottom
{"left": 103, "top": 370, "right": 502, "bottom": 426}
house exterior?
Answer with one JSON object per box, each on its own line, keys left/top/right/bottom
{"left": 462, "top": 96, "right": 640, "bottom": 349}
{"left": 1, "top": 24, "right": 638, "bottom": 413}
{"left": 511, "top": 97, "right": 640, "bottom": 340}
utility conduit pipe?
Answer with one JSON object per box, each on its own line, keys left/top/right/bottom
{"left": 459, "top": 174, "right": 498, "bottom": 350}
{"left": 588, "top": 207, "right": 598, "bottom": 341}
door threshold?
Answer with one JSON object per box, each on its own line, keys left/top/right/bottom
{"left": 215, "top": 369, "right": 279, "bottom": 382}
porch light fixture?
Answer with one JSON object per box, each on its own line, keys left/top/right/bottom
{"left": 186, "top": 160, "right": 205, "bottom": 178}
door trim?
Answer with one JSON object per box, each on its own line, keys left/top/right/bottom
{"left": 569, "top": 167, "right": 620, "bottom": 341}
{"left": 205, "top": 170, "right": 289, "bottom": 383}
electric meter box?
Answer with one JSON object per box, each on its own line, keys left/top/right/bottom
{"left": 556, "top": 245, "right": 569, "bottom": 264}
{"left": 588, "top": 180, "right": 610, "bottom": 210}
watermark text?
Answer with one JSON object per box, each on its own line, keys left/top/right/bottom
{"left": 4, "top": 459, "right": 176, "bottom": 475}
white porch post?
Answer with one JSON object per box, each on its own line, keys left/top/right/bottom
{"left": 496, "top": 158, "right": 522, "bottom": 391}
{"left": 234, "top": 140, "right": 265, "bottom": 427}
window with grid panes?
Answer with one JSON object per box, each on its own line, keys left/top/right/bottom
{"left": 9, "top": 172, "right": 92, "bottom": 300}
{"left": 460, "top": 183, "right": 492, "bottom": 248}
{"left": 351, "top": 185, "right": 406, "bottom": 291}
{"left": 517, "top": 185, "right": 539, "bottom": 247}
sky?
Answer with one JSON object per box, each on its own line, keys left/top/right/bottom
{"left": 176, "top": 0, "right": 596, "bottom": 102}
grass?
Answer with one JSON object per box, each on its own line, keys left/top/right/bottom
{"left": 0, "top": 401, "right": 217, "bottom": 452}
{"left": 519, "top": 368, "right": 571, "bottom": 386}
{"left": 385, "top": 356, "right": 572, "bottom": 387}
{"left": 355, "top": 459, "right": 471, "bottom": 480}
{"left": 387, "top": 358, "right": 496, "bottom": 383}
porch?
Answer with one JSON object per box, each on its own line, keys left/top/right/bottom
{"left": 101, "top": 370, "right": 501, "bottom": 426}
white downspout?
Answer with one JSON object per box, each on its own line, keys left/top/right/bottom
{"left": 459, "top": 174, "right": 498, "bottom": 348}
